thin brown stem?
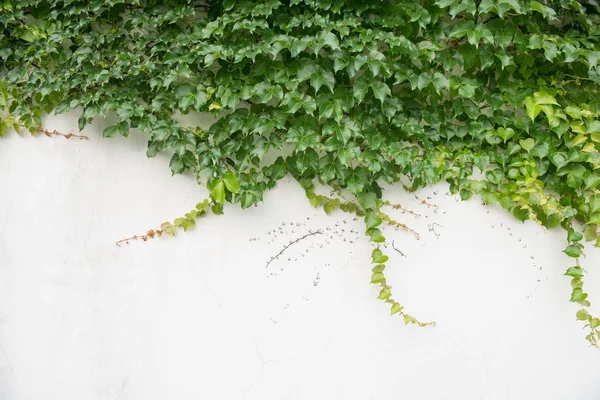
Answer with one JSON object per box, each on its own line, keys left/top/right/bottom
{"left": 40, "top": 128, "right": 89, "bottom": 140}
{"left": 116, "top": 229, "right": 163, "bottom": 246}
{"left": 383, "top": 200, "right": 421, "bottom": 217}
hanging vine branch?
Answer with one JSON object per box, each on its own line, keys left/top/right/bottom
{"left": 265, "top": 230, "right": 323, "bottom": 268}
{"left": 1, "top": 0, "right": 599, "bottom": 348}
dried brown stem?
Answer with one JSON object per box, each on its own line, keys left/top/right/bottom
{"left": 380, "top": 212, "right": 420, "bottom": 239}
{"left": 413, "top": 193, "right": 439, "bottom": 210}
{"left": 383, "top": 200, "right": 421, "bottom": 217}
{"left": 13, "top": 121, "right": 89, "bottom": 140}
{"left": 40, "top": 127, "right": 89, "bottom": 140}
{"left": 116, "top": 228, "right": 165, "bottom": 246}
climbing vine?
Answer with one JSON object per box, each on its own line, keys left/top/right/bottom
{"left": 1, "top": 0, "right": 599, "bottom": 346}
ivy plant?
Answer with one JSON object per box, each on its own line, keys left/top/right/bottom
{"left": 1, "top": 0, "right": 599, "bottom": 347}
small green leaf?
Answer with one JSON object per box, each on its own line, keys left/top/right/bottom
{"left": 317, "top": 31, "right": 340, "bottom": 51}
{"left": 474, "top": 155, "right": 489, "bottom": 171}
{"left": 432, "top": 72, "right": 449, "bottom": 94}
{"left": 378, "top": 287, "right": 391, "bottom": 300}
{"left": 568, "top": 229, "right": 583, "bottom": 242}
{"left": 583, "top": 226, "right": 598, "bottom": 242}
{"left": 346, "top": 171, "right": 365, "bottom": 194}
{"left": 531, "top": 143, "right": 549, "bottom": 158}
{"left": 223, "top": 171, "right": 240, "bottom": 193}
{"left": 525, "top": 96, "right": 541, "bottom": 121}
{"left": 497, "top": 127, "right": 515, "bottom": 142}
{"left": 587, "top": 121, "right": 600, "bottom": 134}
{"left": 529, "top": 1, "right": 557, "bottom": 20}
{"left": 103, "top": 125, "right": 119, "bottom": 138}
{"left": 352, "top": 77, "right": 370, "bottom": 103}
{"left": 20, "top": 30, "right": 37, "bottom": 43}
{"left": 210, "top": 180, "right": 226, "bottom": 205}
{"left": 367, "top": 228, "right": 386, "bottom": 243}
{"left": 576, "top": 309, "right": 589, "bottom": 321}
{"left": 181, "top": 218, "right": 195, "bottom": 231}
{"left": 570, "top": 288, "right": 588, "bottom": 302}
{"left": 324, "top": 198, "right": 340, "bottom": 214}
{"left": 371, "top": 248, "right": 389, "bottom": 263}
{"left": 390, "top": 302, "right": 404, "bottom": 315}
{"left": 169, "top": 153, "right": 185, "bottom": 175}
{"left": 365, "top": 211, "right": 383, "bottom": 230}
{"left": 370, "top": 81, "right": 391, "bottom": 103}
{"left": 239, "top": 191, "right": 256, "bottom": 209}
{"left": 564, "top": 266, "right": 584, "bottom": 278}
{"left": 371, "top": 272, "right": 385, "bottom": 283}
{"left": 519, "top": 138, "right": 535, "bottom": 152}
{"left": 533, "top": 91, "right": 559, "bottom": 106}
{"left": 565, "top": 106, "right": 583, "bottom": 119}
{"left": 196, "top": 199, "right": 209, "bottom": 211}
{"left": 357, "top": 192, "right": 378, "bottom": 209}
{"left": 563, "top": 245, "right": 582, "bottom": 258}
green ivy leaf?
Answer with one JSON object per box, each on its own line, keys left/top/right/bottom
{"left": 576, "top": 309, "right": 589, "bottom": 320}
{"left": 370, "top": 81, "right": 391, "bottom": 103}
{"left": 570, "top": 288, "right": 588, "bottom": 302}
{"left": 346, "top": 169, "right": 366, "bottom": 194}
{"left": 390, "top": 302, "right": 404, "bottom": 315}
{"left": 371, "top": 272, "right": 385, "bottom": 284}
{"left": 210, "top": 180, "right": 226, "bottom": 205}
{"left": 378, "top": 287, "right": 392, "bottom": 300}
{"left": 365, "top": 211, "right": 383, "bottom": 230}
{"left": 223, "top": 171, "right": 240, "bottom": 193}
{"left": 497, "top": 127, "right": 515, "bottom": 142}
{"left": 563, "top": 245, "right": 582, "bottom": 258}
{"left": 565, "top": 266, "right": 584, "bottom": 278}
{"left": 519, "top": 138, "right": 535, "bottom": 152}
{"left": 583, "top": 226, "right": 598, "bottom": 242}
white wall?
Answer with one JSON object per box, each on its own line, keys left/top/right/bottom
{"left": 0, "top": 112, "right": 599, "bottom": 400}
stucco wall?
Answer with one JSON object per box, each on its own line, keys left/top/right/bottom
{"left": 0, "top": 111, "right": 599, "bottom": 399}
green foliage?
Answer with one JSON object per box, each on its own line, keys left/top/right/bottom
{"left": 1, "top": 0, "right": 599, "bottom": 347}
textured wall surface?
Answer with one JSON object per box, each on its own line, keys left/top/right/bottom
{"left": 1, "top": 112, "right": 599, "bottom": 399}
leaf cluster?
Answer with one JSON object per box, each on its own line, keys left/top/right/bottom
{"left": 1, "top": 0, "right": 599, "bottom": 346}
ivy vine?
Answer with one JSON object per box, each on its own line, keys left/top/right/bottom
{"left": 1, "top": 0, "right": 599, "bottom": 347}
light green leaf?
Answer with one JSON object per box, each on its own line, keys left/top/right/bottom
{"left": 570, "top": 288, "right": 588, "bottom": 302}
{"left": 371, "top": 272, "right": 385, "bottom": 284}
{"left": 365, "top": 211, "right": 383, "bottom": 230}
{"left": 587, "top": 121, "right": 600, "bottom": 134}
{"left": 531, "top": 143, "right": 549, "bottom": 158}
{"left": 530, "top": 1, "right": 557, "bottom": 20}
{"left": 533, "top": 91, "right": 559, "bottom": 106}
{"left": 519, "top": 138, "right": 535, "bottom": 152}
{"left": 390, "top": 302, "right": 404, "bottom": 315}
{"left": 432, "top": 73, "right": 449, "bottom": 93}
{"left": 497, "top": 127, "right": 515, "bottom": 142}
{"left": 584, "top": 226, "right": 598, "bottom": 242}
{"left": 576, "top": 309, "right": 589, "bottom": 320}
{"left": 210, "top": 180, "right": 226, "bottom": 205}
{"left": 563, "top": 245, "right": 582, "bottom": 258}
{"left": 525, "top": 96, "right": 541, "bottom": 121}
{"left": 223, "top": 172, "right": 240, "bottom": 193}
{"left": 378, "top": 287, "right": 391, "bottom": 300}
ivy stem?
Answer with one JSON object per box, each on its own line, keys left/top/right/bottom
{"left": 266, "top": 230, "right": 323, "bottom": 268}
{"left": 16, "top": 122, "right": 89, "bottom": 140}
